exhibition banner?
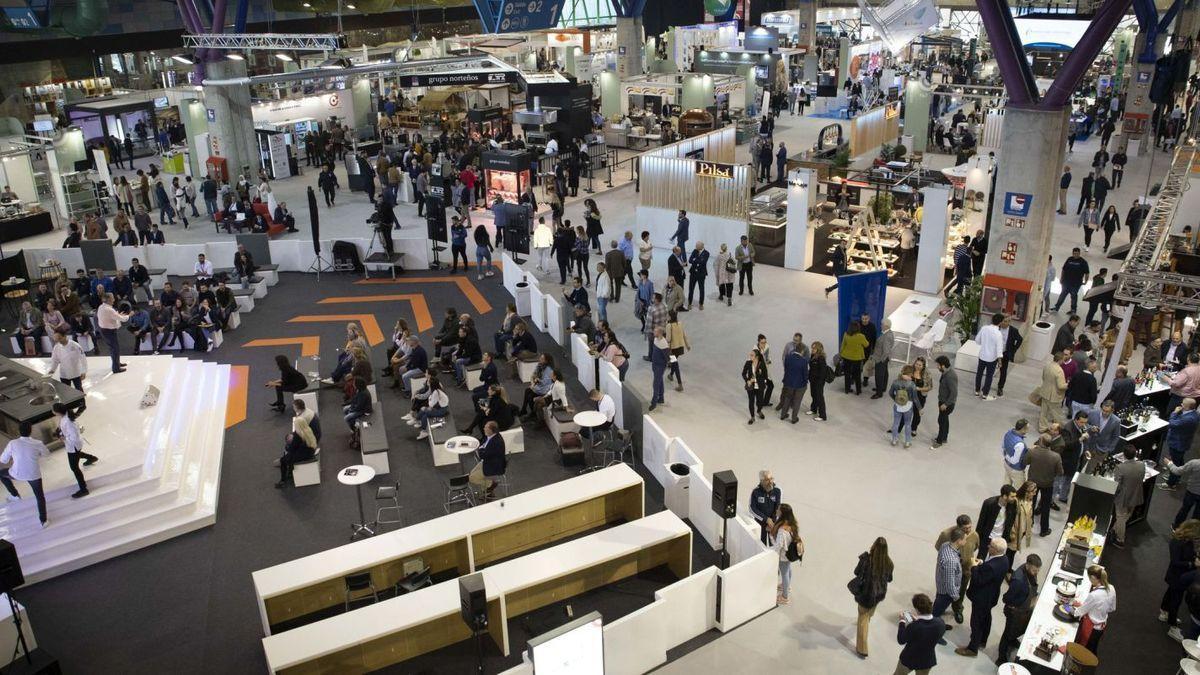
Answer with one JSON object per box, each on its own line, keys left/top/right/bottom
{"left": 836, "top": 269, "right": 888, "bottom": 342}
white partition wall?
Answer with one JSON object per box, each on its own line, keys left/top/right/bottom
{"left": 599, "top": 361, "right": 624, "bottom": 429}
{"left": 915, "top": 185, "right": 952, "bottom": 295}
{"left": 544, "top": 295, "right": 565, "bottom": 346}
{"left": 602, "top": 600, "right": 671, "bottom": 675}
{"left": 571, "top": 333, "right": 596, "bottom": 391}
{"left": 641, "top": 414, "right": 671, "bottom": 486}
{"left": 501, "top": 251, "right": 522, "bottom": 295}
{"left": 656, "top": 567, "right": 719, "bottom": 649}
{"left": 717, "top": 548, "right": 777, "bottom": 630}
{"left": 529, "top": 280, "right": 546, "bottom": 331}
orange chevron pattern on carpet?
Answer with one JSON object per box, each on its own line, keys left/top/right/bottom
{"left": 317, "top": 294, "right": 434, "bottom": 332}
{"left": 354, "top": 276, "right": 493, "bottom": 315}
{"left": 287, "top": 314, "right": 385, "bottom": 345}
{"left": 242, "top": 336, "right": 321, "bottom": 357}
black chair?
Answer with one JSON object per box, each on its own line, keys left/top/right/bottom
{"left": 344, "top": 571, "right": 379, "bottom": 611}
{"left": 444, "top": 473, "right": 475, "bottom": 512}
{"left": 394, "top": 566, "right": 433, "bottom": 595}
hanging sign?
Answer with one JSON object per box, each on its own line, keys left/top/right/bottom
{"left": 474, "top": 0, "right": 563, "bottom": 34}
{"left": 399, "top": 71, "right": 519, "bottom": 87}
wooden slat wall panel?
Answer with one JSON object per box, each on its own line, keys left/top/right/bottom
{"left": 640, "top": 155, "right": 750, "bottom": 219}
{"left": 643, "top": 126, "right": 736, "bottom": 164}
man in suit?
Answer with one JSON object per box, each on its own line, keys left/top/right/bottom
{"left": 1024, "top": 435, "right": 1063, "bottom": 537}
{"left": 1085, "top": 399, "right": 1121, "bottom": 461}
{"left": 1165, "top": 398, "right": 1200, "bottom": 489}
{"left": 895, "top": 593, "right": 945, "bottom": 674}
{"left": 956, "top": 537, "right": 1010, "bottom": 658}
{"left": 1052, "top": 315, "right": 1079, "bottom": 355}
{"left": 273, "top": 201, "right": 298, "bottom": 233}
{"left": 1162, "top": 330, "right": 1190, "bottom": 370}
{"left": 669, "top": 209, "right": 689, "bottom": 253}
{"left": 1037, "top": 355, "right": 1068, "bottom": 433}
{"left": 995, "top": 316, "right": 1024, "bottom": 398}
{"left": 1110, "top": 445, "right": 1145, "bottom": 548}
{"left": 604, "top": 241, "right": 626, "bottom": 302}
{"left": 667, "top": 246, "right": 687, "bottom": 287}
{"left": 975, "top": 485, "right": 1016, "bottom": 559}
{"left": 469, "top": 421, "right": 507, "bottom": 499}
{"left": 995, "top": 554, "right": 1042, "bottom": 665}
{"left": 1057, "top": 411, "right": 1089, "bottom": 502}
{"left": 686, "top": 242, "right": 710, "bottom": 311}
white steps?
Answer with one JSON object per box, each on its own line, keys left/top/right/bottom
{"left": 0, "top": 356, "right": 230, "bottom": 583}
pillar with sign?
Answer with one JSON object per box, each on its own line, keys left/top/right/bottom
{"left": 202, "top": 59, "right": 258, "bottom": 181}
{"left": 798, "top": 0, "right": 818, "bottom": 83}
{"left": 784, "top": 169, "right": 816, "bottom": 270}
{"left": 616, "top": 17, "right": 644, "bottom": 78}
{"left": 1122, "top": 31, "right": 1164, "bottom": 156}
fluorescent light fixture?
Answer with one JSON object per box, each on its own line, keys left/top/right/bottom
{"left": 347, "top": 3, "right": 357, "bottom": 7}
{"left": 172, "top": 54, "right": 193, "bottom": 64}
{"left": 302, "top": 2, "right": 311, "bottom": 6}
{"left": 275, "top": 53, "right": 294, "bottom": 62}
{"left": 226, "top": 53, "right": 245, "bottom": 61}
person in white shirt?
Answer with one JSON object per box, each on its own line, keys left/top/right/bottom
{"left": 414, "top": 379, "right": 451, "bottom": 440}
{"left": 581, "top": 388, "right": 615, "bottom": 444}
{"left": 0, "top": 423, "right": 51, "bottom": 526}
{"left": 194, "top": 253, "right": 214, "bottom": 283}
{"left": 53, "top": 402, "right": 97, "bottom": 498}
{"left": 1072, "top": 564, "right": 1117, "bottom": 653}
{"left": 545, "top": 137, "right": 559, "bottom": 155}
{"left": 974, "top": 313, "right": 1006, "bottom": 400}
{"left": 594, "top": 262, "right": 613, "bottom": 323}
{"left": 96, "top": 293, "right": 130, "bottom": 374}
{"left": 47, "top": 330, "right": 88, "bottom": 397}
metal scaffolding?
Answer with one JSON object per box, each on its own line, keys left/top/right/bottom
{"left": 182, "top": 33, "right": 346, "bottom": 52}
{"left": 1115, "top": 143, "right": 1200, "bottom": 311}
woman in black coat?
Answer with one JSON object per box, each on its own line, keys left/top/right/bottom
{"left": 742, "top": 349, "right": 768, "bottom": 424}
{"left": 267, "top": 354, "right": 308, "bottom": 412}
{"left": 1161, "top": 519, "right": 1200, "bottom": 626}
{"left": 550, "top": 221, "right": 576, "bottom": 285}
{"left": 850, "top": 537, "right": 894, "bottom": 659}
{"left": 807, "top": 341, "right": 830, "bottom": 421}
{"left": 583, "top": 199, "right": 603, "bottom": 252}
{"left": 1100, "top": 205, "right": 1121, "bottom": 253}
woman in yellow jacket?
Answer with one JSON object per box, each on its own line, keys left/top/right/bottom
{"left": 666, "top": 310, "right": 690, "bottom": 392}
{"left": 839, "top": 320, "right": 870, "bottom": 395}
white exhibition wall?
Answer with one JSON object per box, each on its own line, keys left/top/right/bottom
{"left": 635, "top": 205, "right": 748, "bottom": 254}
{"left": 571, "top": 333, "right": 597, "bottom": 391}
{"left": 544, "top": 295, "right": 565, "bottom": 347}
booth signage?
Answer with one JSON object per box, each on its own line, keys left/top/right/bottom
{"left": 399, "top": 71, "right": 518, "bottom": 87}
{"left": 1002, "top": 192, "right": 1032, "bottom": 217}
{"left": 1004, "top": 217, "right": 1026, "bottom": 229}
{"left": 695, "top": 161, "right": 734, "bottom": 179}
{"left": 474, "top": 0, "right": 563, "bottom": 34}
{"left": 1000, "top": 241, "right": 1019, "bottom": 264}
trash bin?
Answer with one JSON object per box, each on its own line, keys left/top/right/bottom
{"left": 1025, "top": 319, "right": 1054, "bottom": 363}
{"left": 515, "top": 281, "right": 531, "bottom": 316}
{"left": 664, "top": 462, "right": 691, "bottom": 519}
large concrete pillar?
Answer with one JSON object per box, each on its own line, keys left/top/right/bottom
{"left": 1123, "top": 31, "right": 1165, "bottom": 156}
{"left": 838, "top": 37, "right": 851, "bottom": 83}
{"left": 202, "top": 59, "right": 258, "bottom": 180}
{"left": 983, "top": 107, "right": 1070, "bottom": 326}
{"left": 903, "top": 79, "right": 932, "bottom": 152}
{"left": 615, "top": 17, "right": 644, "bottom": 79}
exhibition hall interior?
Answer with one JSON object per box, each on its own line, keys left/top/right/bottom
{"left": 1, "top": 0, "right": 1199, "bottom": 672}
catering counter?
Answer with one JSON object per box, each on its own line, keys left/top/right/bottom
{"left": 0, "top": 212, "right": 53, "bottom": 243}
{"left": 1017, "top": 529, "right": 1106, "bottom": 671}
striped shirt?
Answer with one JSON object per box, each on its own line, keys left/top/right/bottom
{"left": 935, "top": 541, "right": 962, "bottom": 598}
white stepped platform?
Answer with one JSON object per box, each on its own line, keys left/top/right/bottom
{"left": 0, "top": 355, "right": 229, "bottom": 583}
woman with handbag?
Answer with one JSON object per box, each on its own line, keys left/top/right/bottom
{"left": 715, "top": 243, "right": 736, "bottom": 306}
{"left": 808, "top": 341, "right": 831, "bottom": 421}
{"left": 840, "top": 320, "right": 870, "bottom": 395}
{"left": 849, "top": 537, "right": 894, "bottom": 659}
{"left": 666, "top": 310, "right": 690, "bottom": 392}
{"left": 742, "top": 349, "right": 768, "bottom": 424}
{"left": 771, "top": 503, "right": 803, "bottom": 605}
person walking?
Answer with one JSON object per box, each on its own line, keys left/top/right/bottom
{"left": 649, "top": 326, "right": 669, "bottom": 412}
{"left": 771, "top": 503, "right": 803, "bottom": 605}
{"left": 551, "top": 221, "right": 575, "bottom": 285}
{"left": 840, "top": 320, "right": 870, "bottom": 395}
{"left": 1110, "top": 446, "right": 1145, "bottom": 548}
{"left": 1054, "top": 248, "right": 1090, "bottom": 313}
{"left": 0, "top": 423, "right": 50, "bottom": 527}
{"left": 1164, "top": 398, "right": 1200, "bottom": 489}
{"left": 317, "top": 164, "right": 339, "bottom": 207}
{"left": 895, "top": 594, "right": 945, "bottom": 674}
{"left": 643, "top": 292, "right": 667, "bottom": 361}
{"left": 889, "top": 365, "right": 918, "bottom": 448}
{"left": 1071, "top": 565, "right": 1117, "bottom": 654}
{"left": 736, "top": 235, "right": 756, "bottom": 295}
{"left": 778, "top": 345, "right": 809, "bottom": 423}
{"left": 665, "top": 311, "right": 689, "bottom": 392}
{"left": 1037, "top": 352, "right": 1069, "bottom": 432}
{"left": 669, "top": 210, "right": 690, "bottom": 254}
{"left": 1160, "top": 520, "right": 1200, "bottom": 632}
{"left": 1002, "top": 419, "right": 1030, "bottom": 487}
{"left": 808, "top": 341, "right": 830, "bottom": 422}
{"left": 1058, "top": 165, "right": 1072, "bottom": 215}
{"left": 825, "top": 241, "right": 848, "bottom": 297}
{"left": 1077, "top": 170, "right": 1094, "bottom": 214}
{"left": 1079, "top": 200, "right": 1100, "bottom": 251}
{"left": 715, "top": 243, "right": 735, "bottom": 306}
{"left": 474, "top": 222, "right": 495, "bottom": 280}
{"left": 955, "top": 537, "right": 1009, "bottom": 658}
{"left": 449, "top": 217, "right": 469, "bottom": 274}
{"left": 686, "top": 242, "right": 710, "bottom": 310}
{"left": 583, "top": 199, "right": 603, "bottom": 252}
{"left": 52, "top": 402, "right": 97, "bottom": 498}
{"left": 637, "top": 230, "right": 653, "bottom": 276}
{"left": 594, "top": 262, "right": 613, "bottom": 323}
{"left": 96, "top": 293, "right": 130, "bottom": 374}
{"left": 604, "top": 241, "right": 626, "bottom": 303}
{"left": 996, "top": 316, "right": 1023, "bottom": 398}
{"left": 931, "top": 356, "right": 958, "bottom": 448}
{"left": 572, "top": 225, "right": 591, "bottom": 284}
{"left": 995, "top": 554, "right": 1042, "bottom": 665}
{"left": 1100, "top": 205, "right": 1121, "bottom": 252}
{"left": 743, "top": 349, "right": 768, "bottom": 424}
{"left": 849, "top": 537, "right": 894, "bottom": 659}
{"left": 936, "top": 515, "right": 979, "bottom": 624}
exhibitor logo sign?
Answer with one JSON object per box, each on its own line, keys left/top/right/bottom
{"left": 1002, "top": 192, "right": 1032, "bottom": 217}
{"left": 399, "top": 71, "right": 518, "bottom": 87}
{"left": 695, "top": 161, "right": 734, "bottom": 179}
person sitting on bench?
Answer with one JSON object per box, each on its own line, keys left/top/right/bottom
{"left": 508, "top": 322, "right": 537, "bottom": 362}
{"left": 471, "top": 352, "right": 499, "bottom": 408}
{"left": 344, "top": 377, "right": 373, "bottom": 447}
{"left": 233, "top": 244, "right": 256, "bottom": 285}
{"left": 580, "top": 389, "right": 616, "bottom": 441}
{"left": 274, "top": 200, "right": 298, "bottom": 233}
{"left": 267, "top": 355, "right": 308, "bottom": 413}
{"left": 469, "top": 421, "right": 507, "bottom": 500}
{"left": 275, "top": 415, "right": 317, "bottom": 489}
{"left": 414, "top": 377, "right": 450, "bottom": 441}
{"left": 292, "top": 398, "right": 321, "bottom": 443}
{"left": 518, "top": 354, "right": 555, "bottom": 418}
{"left": 461, "top": 383, "right": 516, "bottom": 436}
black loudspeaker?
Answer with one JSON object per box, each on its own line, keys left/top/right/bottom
{"left": 503, "top": 221, "right": 530, "bottom": 255}
{"left": 425, "top": 194, "right": 447, "bottom": 243}
{"left": 306, "top": 186, "right": 321, "bottom": 256}
{"left": 0, "top": 539, "right": 24, "bottom": 594}
{"left": 711, "top": 470, "right": 738, "bottom": 519}
{"left": 459, "top": 572, "right": 487, "bottom": 632}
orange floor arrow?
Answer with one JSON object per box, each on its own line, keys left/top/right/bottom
{"left": 224, "top": 365, "right": 249, "bottom": 429}
{"left": 243, "top": 336, "right": 321, "bottom": 357}
{"left": 354, "top": 276, "right": 492, "bottom": 315}
{"left": 317, "top": 294, "right": 433, "bottom": 332}
{"left": 287, "top": 314, "right": 384, "bottom": 346}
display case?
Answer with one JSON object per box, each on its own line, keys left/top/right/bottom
{"left": 482, "top": 150, "right": 533, "bottom": 205}
{"left": 60, "top": 171, "right": 100, "bottom": 219}
{"left": 748, "top": 187, "right": 788, "bottom": 247}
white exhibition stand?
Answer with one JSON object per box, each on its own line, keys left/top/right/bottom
{"left": 915, "top": 185, "right": 952, "bottom": 295}
{"left": 635, "top": 205, "right": 749, "bottom": 254}
{"left": 784, "top": 168, "right": 817, "bottom": 270}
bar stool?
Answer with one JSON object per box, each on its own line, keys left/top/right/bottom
{"left": 444, "top": 473, "right": 475, "bottom": 512}
{"left": 374, "top": 481, "right": 403, "bottom": 529}
{"left": 1178, "top": 658, "right": 1200, "bottom": 675}
{"left": 1184, "top": 638, "right": 1200, "bottom": 662}
{"left": 343, "top": 571, "right": 378, "bottom": 611}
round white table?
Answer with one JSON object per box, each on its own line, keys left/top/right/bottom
{"left": 445, "top": 435, "right": 481, "bottom": 475}
{"left": 337, "top": 464, "right": 377, "bottom": 540}
{"left": 574, "top": 411, "right": 610, "bottom": 470}
{"left": 996, "top": 663, "right": 1030, "bottom": 675}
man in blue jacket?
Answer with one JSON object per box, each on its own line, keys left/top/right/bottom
{"left": 995, "top": 554, "right": 1042, "bottom": 665}
{"left": 956, "top": 537, "right": 1010, "bottom": 658}
{"left": 669, "top": 210, "right": 689, "bottom": 254}
{"left": 748, "top": 471, "right": 782, "bottom": 545}
{"left": 895, "top": 593, "right": 945, "bottom": 674}
{"left": 778, "top": 348, "right": 809, "bottom": 423}
{"left": 1166, "top": 398, "right": 1200, "bottom": 488}
{"left": 470, "top": 421, "right": 507, "bottom": 499}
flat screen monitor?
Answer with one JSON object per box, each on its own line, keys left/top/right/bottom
{"left": 32, "top": 118, "right": 53, "bottom": 132}
{"left": 1013, "top": 18, "right": 1089, "bottom": 50}
{"left": 153, "top": 96, "right": 169, "bottom": 109}
{"left": 528, "top": 611, "right": 603, "bottom": 675}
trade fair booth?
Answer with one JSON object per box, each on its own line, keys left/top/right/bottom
{"left": 608, "top": 73, "right": 746, "bottom": 147}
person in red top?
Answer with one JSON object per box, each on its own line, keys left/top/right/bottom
{"left": 459, "top": 166, "right": 477, "bottom": 210}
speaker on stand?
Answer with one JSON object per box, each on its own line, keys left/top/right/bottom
{"left": 0, "top": 539, "right": 58, "bottom": 675}
{"left": 459, "top": 573, "right": 488, "bottom": 674}
{"left": 710, "top": 470, "right": 737, "bottom": 627}
{"left": 425, "top": 188, "right": 448, "bottom": 271}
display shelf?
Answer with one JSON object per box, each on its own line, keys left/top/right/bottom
{"left": 60, "top": 171, "right": 100, "bottom": 219}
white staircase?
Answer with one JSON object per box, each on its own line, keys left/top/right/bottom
{"left": 0, "top": 356, "right": 230, "bottom": 583}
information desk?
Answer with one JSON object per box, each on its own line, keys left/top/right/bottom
{"left": 252, "top": 464, "right": 644, "bottom": 634}
{"left": 0, "top": 212, "right": 52, "bottom": 243}
{"left": 1017, "top": 530, "right": 1105, "bottom": 671}
{"left": 261, "top": 510, "right": 692, "bottom": 675}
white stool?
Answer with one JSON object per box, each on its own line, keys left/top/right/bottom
{"left": 1185, "top": 638, "right": 1200, "bottom": 661}
{"left": 292, "top": 450, "right": 321, "bottom": 487}
{"left": 1178, "top": 658, "right": 1200, "bottom": 675}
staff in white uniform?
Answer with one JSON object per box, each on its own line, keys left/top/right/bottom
{"left": 54, "top": 402, "right": 98, "bottom": 498}
{"left": 0, "top": 422, "right": 51, "bottom": 527}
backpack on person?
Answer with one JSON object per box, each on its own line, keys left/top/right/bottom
{"left": 785, "top": 534, "right": 803, "bottom": 562}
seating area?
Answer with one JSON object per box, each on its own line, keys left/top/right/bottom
{"left": 1, "top": 356, "right": 229, "bottom": 583}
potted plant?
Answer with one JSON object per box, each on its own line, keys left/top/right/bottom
{"left": 869, "top": 191, "right": 894, "bottom": 223}
{"left": 832, "top": 147, "right": 851, "bottom": 177}
{"left": 945, "top": 276, "right": 985, "bottom": 345}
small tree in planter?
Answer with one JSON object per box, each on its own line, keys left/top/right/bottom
{"left": 869, "top": 191, "right": 894, "bottom": 224}
{"left": 832, "top": 147, "right": 851, "bottom": 177}
{"left": 945, "top": 276, "right": 984, "bottom": 345}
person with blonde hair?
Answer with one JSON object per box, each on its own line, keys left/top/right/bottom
{"left": 276, "top": 415, "right": 317, "bottom": 488}
{"left": 1072, "top": 565, "right": 1116, "bottom": 653}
